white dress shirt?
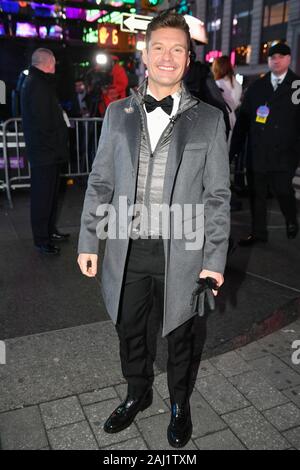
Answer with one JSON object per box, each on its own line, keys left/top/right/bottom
{"left": 271, "top": 71, "right": 287, "bottom": 90}
{"left": 144, "top": 88, "right": 181, "bottom": 152}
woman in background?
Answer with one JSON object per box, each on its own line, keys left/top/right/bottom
{"left": 212, "top": 56, "right": 242, "bottom": 143}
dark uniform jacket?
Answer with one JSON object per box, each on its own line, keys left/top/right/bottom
{"left": 21, "top": 66, "right": 69, "bottom": 167}
{"left": 230, "top": 69, "right": 300, "bottom": 173}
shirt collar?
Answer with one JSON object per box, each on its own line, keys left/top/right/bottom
{"left": 271, "top": 71, "right": 288, "bottom": 85}
{"left": 146, "top": 86, "right": 181, "bottom": 100}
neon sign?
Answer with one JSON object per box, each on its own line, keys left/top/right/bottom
{"left": 98, "top": 25, "right": 119, "bottom": 46}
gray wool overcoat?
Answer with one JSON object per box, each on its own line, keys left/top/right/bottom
{"left": 78, "top": 84, "right": 231, "bottom": 336}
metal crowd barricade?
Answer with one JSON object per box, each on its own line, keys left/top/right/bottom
{"left": 66, "top": 117, "right": 103, "bottom": 178}
{"left": 0, "top": 118, "right": 26, "bottom": 208}
{"left": 0, "top": 117, "right": 103, "bottom": 208}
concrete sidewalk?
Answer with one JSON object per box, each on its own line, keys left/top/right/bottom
{"left": 1, "top": 184, "right": 300, "bottom": 450}
{"left": 0, "top": 318, "right": 300, "bottom": 450}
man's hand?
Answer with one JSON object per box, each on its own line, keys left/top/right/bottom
{"left": 199, "top": 270, "right": 224, "bottom": 296}
{"left": 77, "top": 253, "right": 98, "bottom": 277}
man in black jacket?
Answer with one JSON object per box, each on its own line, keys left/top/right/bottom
{"left": 184, "top": 50, "right": 231, "bottom": 139}
{"left": 21, "top": 48, "right": 70, "bottom": 254}
{"left": 230, "top": 43, "right": 300, "bottom": 246}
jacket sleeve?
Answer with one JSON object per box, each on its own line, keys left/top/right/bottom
{"left": 229, "top": 86, "right": 252, "bottom": 161}
{"left": 202, "top": 113, "right": 231, "bottom": 274}
{"left": 78, "top": 106, "right": 115, "bottom": 254}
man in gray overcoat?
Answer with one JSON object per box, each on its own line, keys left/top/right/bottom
{"left": 78, "top": 12, "right": 230, "bottom": 448}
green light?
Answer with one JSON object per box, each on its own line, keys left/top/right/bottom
{"left": 83, "top": 28, "right": 98, "bottom": 44}
{"left": 148, "top": 0, "right": 164, "bottom": 5}
{"left": 178, "top": 0, "right": 189, "bottom": 14}
{"left": 98, "top": 11, "right": 124, "bottom": 25}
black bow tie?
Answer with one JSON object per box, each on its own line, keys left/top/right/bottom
{"left": 144, "top": 94, "right": 174, "bottom": 115}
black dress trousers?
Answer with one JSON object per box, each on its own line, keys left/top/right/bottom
{"left": 30, "top": 163, "right": 61, "bottom": 245}
{"left": 116, "top": 237, "right": 197, "bottom": 405}
{"left": 247, "top": 170, "right": 297, "bottom": 240}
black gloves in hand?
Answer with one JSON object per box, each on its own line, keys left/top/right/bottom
{"left": 190, "top": 277, "right": 219, "bottom": 316}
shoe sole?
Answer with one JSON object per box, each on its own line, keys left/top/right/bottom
{"left": 103, "top": 395, "right": 153, "bottom": 434}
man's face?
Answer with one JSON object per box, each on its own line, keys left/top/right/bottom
{"left": 268, "top": 53, "right": 291, "bottom": 76}
{"left": 75, "top": 81, "right": 85, "bottom": 94}
{"left": 142, "top": 27, "right": 190, "bottom": 92}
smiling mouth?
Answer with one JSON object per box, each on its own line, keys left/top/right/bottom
{"left": 158, "top": 66, "right": 176, "bottom": 71}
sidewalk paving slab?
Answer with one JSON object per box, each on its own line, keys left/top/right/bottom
{"left": 282, "top": 385, "right": 300, "bottom": 407}
{"left": 79, "top": 387, "right": 118, "bottom": 407}
{"left": 209, "top": 351, "right": 253, "bottom": 377}
{"left": 47, "top": 421, "right": 99, "bottom": 451}
{"left": 39, "top": 396, "right": 86, "bottom": 430}
{"left": 248, "top": 355, "right": 300, "bottom": 391}
{"left": 283, "top": 427, "right": 300, "bottom": 450}
{"left": 228, "top": 370, "right": 290, "bottom": 411}
{"left": 0, "top": 406, "right": 48, "bottom": 450}
{"left": 221, "top": 406, "right": 290, "bottom": 450}
{"left": 189, "top": 390, "right": 228, "bottom": 438}
{"left": 194, "top": 429, "right": 246, "bottom": 450}
{"left": 263, "top": 402, "right": 300, "bottom": 432}
{"left": 195, "top": 373, "right": 250, "bottom": 415}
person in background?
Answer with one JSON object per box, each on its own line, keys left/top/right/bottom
{"left": 212, "top": 55, "right": 242, "bottom": 144}
{"left": 21, "top": 48, "right": 70, "bottom": 255}
{"left": 73, "top": 78, "right": 89, "bottom": 117}
{"left": 102, "top": 56, "right": 129, "bottom": 107}
{"left": 110, "top": 55, "right": 129, "bottom": 100}
{"left": 184, "top": 46, "right": 231, "bottom": 139}
{"left": 230, "top": 42, "right": 300, "bottom": 246}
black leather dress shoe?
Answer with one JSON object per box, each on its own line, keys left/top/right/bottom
{"left": 238, "top": 234, "right": 268, "bottom": 247}
{"left": 35, "top": 243, "right": 60, "bottom": 255}
{"left": 103, "top": 389, "right": 153, "bottom": 434}
{"left": 51, "top": 231, "right": 70, "bottom": 242}
{"left": 286, "top": 222, "right": 299, "bottom": 239}
{"left": 167, "top": 403, "right": 192, "bottom": 448}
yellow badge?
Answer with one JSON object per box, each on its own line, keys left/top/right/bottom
{"left": 256, "top": 105, "right": 270, "bottom": 124}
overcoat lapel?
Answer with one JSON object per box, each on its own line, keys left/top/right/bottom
{"left": 124, "top": 102, "right": 142, "bottom": 173}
